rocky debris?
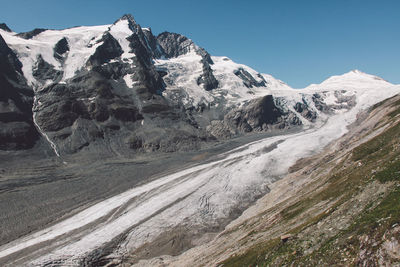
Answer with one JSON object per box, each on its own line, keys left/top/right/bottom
{"left": 53, "top": 37, "right": 69, "bottom": 61}
{"left": 0, "top": 23, "right": 11, "bottom": 32}
{"left": 17, "top": 28, "right": 47, "bottom": 39}
{"left": 0, "top": 34, "right": 38, "bottom": 149}
{"left": 234, "top": 68, "right": 266, "bottom": 88}
{"left": 356, "top": 226, "right": 400, "bottom": 266}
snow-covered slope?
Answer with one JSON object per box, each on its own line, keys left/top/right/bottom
{"left": 156, "top": 54, "right": 291, "bottom": 107}
{"left": 0, "top": 25, "right": 110, "bottom": 87}
{"left": 304, "top": 69, "right": 392, "bottom": 91}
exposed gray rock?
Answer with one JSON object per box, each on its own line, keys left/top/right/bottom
{"left": 0, "top": 34, "right": 38, "bottom": 149}
{"left": 88, "top": 32, "right": 123, "bottom": 66}
{"left": 0, "top": 23, "right": 11, "bottom": 32}
{"left": 142, "top": 28, "right": 163, "bottom": 58}
{"left": 127, "top": 37, "right": 165, "bottom": 96}
{"left": 53, "top": 37, "right": 69, "bottom": 60}
{"left": 208, "top": 95, "right": 302, "bottom": 138}
{"left": 32, "top": 55, "right": 62, "bottom": 82}
{"left": 312, "top": 93, "right": 330, "bottom": 113}
{"left": 294, "top": 100, "right": 317, "bottom": 122}
{"left": 156, "top": 32, "right": 194, "bottom": 58}
{"left": 17, "top": 28, "right": 47, "bottom": 39}
{"left": 197, "top": 58, "right": 219, "bottom": 91}
{"left": 234, "top": 68, "right": 266, "bottom": 88}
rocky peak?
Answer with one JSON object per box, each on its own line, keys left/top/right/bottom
{"left": 17, "top": 28, "right": 47, "bottom": 39}
{"left": 88, "top": 32, "right": 123, "bottom": 66}
{"left": 117, "top": 14, "right": 137, "bottom": 25}
{"left": 0, "top": 23, "right": 11, "bottom": 32}
{"left": 0, "top": 34, "right": 23, "bottom": 78}
{"left": 156, "top": 32, "right": 196, "bottom": 58}
{"left": 114, "top": 13, "right": 142, "bottom": 35}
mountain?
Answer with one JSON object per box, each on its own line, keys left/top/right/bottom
{"left": 0, "top": 14, "right": 399, "bottom": 267}
{"left": 2, "top": 14, "right": 396, "bottom": 158}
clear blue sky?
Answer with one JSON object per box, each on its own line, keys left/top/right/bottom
{"left": 1, "top": 0, "right": 399, "bottom": 88}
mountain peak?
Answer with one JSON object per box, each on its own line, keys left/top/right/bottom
{"left": 304, "top": 69, "right": 392, "bottom": 90}
{"left": 115, "top": 14, "right": 137, "bottom": 25}
{"left": 0, "top": 23, "right": 12, "bottom": 32}
{"left": 349, "top": 69, "right": 363, "bottom": 74}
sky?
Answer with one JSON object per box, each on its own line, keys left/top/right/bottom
{"left": 1, "top": 0, "right": 399, "bottom": 88}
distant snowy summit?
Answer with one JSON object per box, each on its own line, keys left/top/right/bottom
{"left": 304, "top": 69, "right": 392, "bottom": 91}
{"left": 0, "top": 14, "right": 398, "bottom": 156}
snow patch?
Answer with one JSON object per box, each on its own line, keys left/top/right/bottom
{"left": 109, "top": 20, "right": 136, "bottom": 62}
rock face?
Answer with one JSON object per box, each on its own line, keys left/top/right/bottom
{"left": 53, "top": 37, "right": 69, "bottom": 60}
{"left": 234, "top": 68, "right": 266, "bottom": 88}
{"left": 208, "top": 95, "right": 301, "bottom": 138}
{"left": 0, "top": 34, "right": 38, "bottom": 149}
{"left": 157, "top": 32, "right": 219, "bottom": 91}
{"left": 88, "top": 32, "right": 123, "bottom": 66}
{"left": 156, "top": 32, "right": 195, "bottom": 58}
{"left": 32, "top": 55, "right": 62, "bottom": 82}
{"left": 17, "top": 28, "right": 47, "bottom": 39}
{"left": 0, "top": 23, "right": 11, "bottom": 32}
{"left": 227, "top": 95, "right": 301, "bottom": 132}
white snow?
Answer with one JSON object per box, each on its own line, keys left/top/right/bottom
{"left": 0, "top": 25, "right": 110, "bottom": 86}
{"left": 155, "top": 55, "right": 288, "bottom": 108}
{"left": 304, "top": 69, "right": 392, "bottom": 91}
{"left": 32, "top": 96, "right": 60, "bottom": 157}
{"left": 109, "top": 19, "right": 136, "bottom": 62}
{"left": 123, "top": 73, "right": 135, "bottom": 88}
{"left": 155, "top": 51, "right": 214, "bottom": 107}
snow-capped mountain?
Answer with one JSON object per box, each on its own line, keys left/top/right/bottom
{"left": 0, "top": 14, "right": 398, "bottom": 158}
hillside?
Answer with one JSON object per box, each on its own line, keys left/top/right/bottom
{"left": 137, "top": 94, "right": 400, "bottom": 266}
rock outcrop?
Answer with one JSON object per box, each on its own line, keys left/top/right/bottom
{"left": 0, "top": 34, "right": 38, "bottom": 149}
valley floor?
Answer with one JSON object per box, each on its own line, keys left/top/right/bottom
{"left": 0, "top": 129, "right": 296, "bottom": 266}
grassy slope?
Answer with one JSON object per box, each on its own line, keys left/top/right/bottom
{"left": 221, "top": 96, "right": 400, "bottom": 267}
